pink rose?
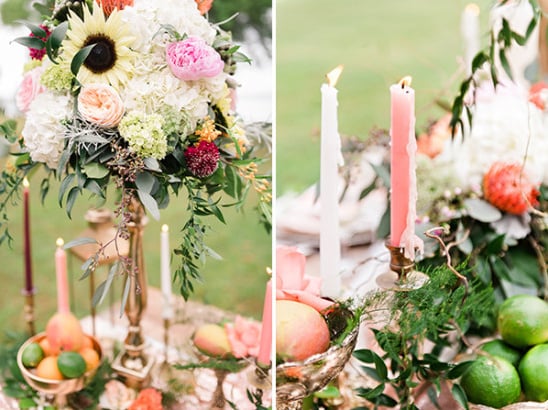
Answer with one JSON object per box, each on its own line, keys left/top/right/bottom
{"left": 276, "top": 246, "right": 335, "bottom": 312}
{"left": 77, "top": 83, "right": 124, "bottom": 128}
{"left": 166, "top": 36, "right": 224, "bottom": 81}
{"left": 16, "top": 67, "right": 45, "bottom": 112}
{"left": 225, "top": 315, "right": 261, "bottom": 359}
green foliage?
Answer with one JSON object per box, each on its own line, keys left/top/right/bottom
{"left": 450, "top": 0, "right": 541, "bottom": 134}
{"left": 209, "top": 0, "right": 271, "bottom": 44}
{"left": 353, "top": 264, "right": 496, "bottom": 409}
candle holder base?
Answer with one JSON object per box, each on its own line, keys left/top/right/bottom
{"left": 111, "top": 349, "right": 154, "bottom": 389}
{"left": 376, "top": 240, "right": 428, "bottom": 291}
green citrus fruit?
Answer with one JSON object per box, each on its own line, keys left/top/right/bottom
{"left": 497, "top": 294, "right": 548, "bottom": 348}
{"left": 519, "top": 343, "right": 548, "bottom": 401}
{"left": 21, "top": 342, "right": 44, "bottom": 368}
{"left": 57, "top": 351, "right": 86, "bottom": 378}
{"left": 460, "top": 356, "right": 521, "bottom": 408}
{"left": 480, "top": 339, "right": 522, "bottom": 368}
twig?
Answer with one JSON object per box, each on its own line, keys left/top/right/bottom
{"left": 529, "top": 236, "right": 548, "bottom": 300}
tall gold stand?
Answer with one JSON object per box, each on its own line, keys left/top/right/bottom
{"left": 376, "top": 240, "right": 428, "bottom": 291}
{"left": 22, "top": 289, "right": 36, "bottom": 336}
{"left": 112, "top": 199, "right": 154, "bottom": 388}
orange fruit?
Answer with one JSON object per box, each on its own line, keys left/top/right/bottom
{"left": 81, "top": 335, "right": 94, "bottom": 350}
{"left": 39, "top": 338, "right": 54, "bottom": 357}
{"left": 35, "top": 356, "right": 63, "bottom": 380}
{"left": 79, "top": 347, "right": 100, "bottom": 372}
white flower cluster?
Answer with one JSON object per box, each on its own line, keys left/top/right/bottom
{"left": 452, "top": 85, "right": 548, "bottom": 188}
{"left": 21, "top": 93, "right": 71, "bottom": 168}
{"left": 120, "top": 0, "right": 227, "bottom": 131}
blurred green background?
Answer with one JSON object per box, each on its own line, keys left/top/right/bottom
{"left": 0, "top": 0, "right": 272, "bottom": 338}
{"left": 277, "top": 0, "right": 493, "bottom": 194}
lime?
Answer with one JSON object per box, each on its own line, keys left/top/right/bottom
{"left": 460, "top": 356, "right": 521, "bottom": 408}
{"left": 21, "top": 342, "right": 44, "bottom": 368}
{"left": 519, "top": 343, "right": 548, "bottom": 401}
{"left": 497, "top": 294, "right": 548, "bottom": 348}
{"left": 57, "top": 351, "right": 86, "bottom": 378}
{"left": 480, "top": 339, "right": 522, "bottom": 368}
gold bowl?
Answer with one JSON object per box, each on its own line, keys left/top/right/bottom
{"left": 16, "top": 332, "right": 103, "bottom": 398}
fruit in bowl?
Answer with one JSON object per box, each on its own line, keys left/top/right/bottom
{"left": 17, "top": 332, "right": 102, "bottom": 395}
{"left": 276, "top": 300, "right": 331, "bottom": 361}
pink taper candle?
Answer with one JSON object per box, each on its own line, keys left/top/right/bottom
{"left": 389, "top": 77, "right": 416, "bottom": 250}
{"left": 22, "top": 178, "right": 33, "bottom": 294}
{"left": 55, "top": 238, "right": 70, "bottom": 313}
{"left": 257, "top": 278, "right": 272, "bottom": 367}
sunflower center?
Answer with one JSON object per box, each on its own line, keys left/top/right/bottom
{"left": 83, "top": 34, "right": 117, "bottom": 74}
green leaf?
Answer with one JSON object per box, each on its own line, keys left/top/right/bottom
{"left": 79, "top": 256, "right": 96, "bottom": 281}
{"left": 91, "top": 279, "right": 107, "bottom": 307}
{"left": 464, "top": 198, "right": 502, "bottom": 223}
{"left": 71, "top": 44, "right": 96, "bottom": 76}
{"left": 451, "top": 384, "right": 469, "bottom": 410}
{"left": 359, "top": 179, "right": 377, "bottom": 200}
{"left": 96, "top": 262, "right": 117, "bottom": 306}
{"left": 371, "top": 163, "right": 391, "bottom": 188}
{"left": 83, "top": 162, "right": 109, "bottom": 179}
{"left": 447, "top": 361, "right": 474, "bottom": 379}
{"left": 18, "top": 398, "right": 37, "bottom": 409}
{"left": 475, "top": 256, "right": 492, "bottom": 284}
{"left": 490, "top": 256, "right": 512, "bottom": 282}
{"left": 356, "top": 384, "right": 385, "bottom": 400}
{"left": 45, "top": 21, "right": 68, "bottom": 62}
{"left": 120, "top": 275, "right": 131, "bottom": 317}
{"left": 64, "top": 237, "right": 98, "bottom": 249}
{"left": 486, "top": 234, "right": 506, "bottom": 255}
{"left": 135, "top": 172, "right": 156, "bottom": 194}
{"left": 33, "top": 2, "right": 52, "bottom": 16}
{"left": 19, "top": 21, "right": 47, "bottom": 37}
{"left": 499, "top": 50, "right": 513, "bottom": 80}
{"left": 137, "top": 190, "right": 160, "bottom": 220}
{"left": 373, "top": 353, "right": 388, "bottom": 381}
{"left": 65, "top": 186, "right": 80, "bottom": 219}
{"left": 354, "top": 349, "right": 376, "bottom": 363}
{"left": 12, "top": 36, "right": 45, "bottom": 49}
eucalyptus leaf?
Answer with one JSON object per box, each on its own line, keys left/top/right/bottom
{"left": 137, "top": 189, "right": 160, "bottom": 220}
{"left": 463, "top": 198, "right": 502, "bottom": 223}
{"left": 451, "top": 384, "right": 469, "bottom": 410}
{"left": 71, "top": 44, "right": 96, "bottom": 76}
{"left": 65, "top": 186, "right": 81, "bottom": 219}
{"left": 58, "top": 174, "right": 75, "bottom": 208}
{"left": 91, "top": 280, "right": 107, "bottom": 307}
{"left": 143, "top": 157, "right": 162, "bottom": 172}
{"left": 135, "top": 172, "right": 156, "bottom": 194}
{"left": 18, "top": 21, "right": 47, "bottom": 37}
{"left": 120, "top": 275, "right": 131, "bottom": 317}
{"left": 12, "top": 36, "right": 45, "bottom": 49}
{"left": 83, "top": 162, "right": 109, "bottom": 179}
{"left": 447, "top": 361, "right": 474, "bottom": 379}
{"left": 64, "top": 237, "right": 98, "bottom": 249}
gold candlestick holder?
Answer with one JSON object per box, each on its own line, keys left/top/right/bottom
{"left": 21, "top": 288, "right": 36, "bottom": 336}
{"left": 111, "top": 200, "right": 154, "bottom": 388}
{"left": 376, "top": 240, "right": 429, "bottom": 291}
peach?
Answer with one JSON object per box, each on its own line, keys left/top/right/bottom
{"left": 193, "top": 324, "right": 232, "bottom": 358}
{"left": 276, "top": 300, "right": 331, "bottom": 361}
{"left": 45, "top": 312, "right": 84, "bottom": 354}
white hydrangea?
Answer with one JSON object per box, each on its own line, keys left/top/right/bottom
{"left": 453, "top": 87, "right": 548, "bottom": 188}
{"left": 119, "top": 0, "right": 226, "bottom": 135}
{"left": 21, "top": 92, "right": 71, "bottom": 169}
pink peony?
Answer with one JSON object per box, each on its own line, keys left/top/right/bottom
{"left": 77, "top": 83, "right": 124, "bottom": 128}
{"left": 184, "top": 140, "right": 220, "bottom": 177}
{"left": 225, "top": 315, "right": 261, "bottom": 359}
{"left": 166, "top": 36, "right": 224, "bottom": 81}
{"left": 16, "top": 67, "right": 45, "bottom": 112}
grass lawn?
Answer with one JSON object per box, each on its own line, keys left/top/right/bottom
{"left": 277, "top": 0, "right": 494, "bottom": 194}
{"left": 0, "top": 170, "right": 271, "bottom": 337}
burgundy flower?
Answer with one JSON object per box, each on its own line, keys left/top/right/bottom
{"left": 29, "top": 25, "right": 51, "bottom": 60}
{"left": 184, "top": 140, "right": 220, "bottom": 178}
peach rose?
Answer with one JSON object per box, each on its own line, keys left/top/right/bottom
{"left": 225, "top": 315, "right": 261, "bottom": 359}
{"left": 16, "top": 66, "right": 45, "bottom": 112}
{"left": 77, "top": 83, "right": 124, "bottom": 128}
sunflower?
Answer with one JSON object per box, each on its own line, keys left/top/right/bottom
{"left": 62, "top": 5, "right": 136, "bottom": 89}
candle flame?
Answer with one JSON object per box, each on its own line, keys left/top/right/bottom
{"left": 266, "top": 267, "right": 272, "bottom": 276}
{"left": 399, "top": 76, "right": 413, "bottom": 89}
{"left": 465, "top": 3, "right": 480, "bottom": 16}
{"left": 161, "top": 224, "right": 169, "bottom": 233}
{"left": 56, "top": 237, "right": 64, "bottom": 248}
{"left": 326, "top": 65, "right": 344, "bottom": 87}
{"left": 23, "top": 177, "right": 29, "bottom": 188}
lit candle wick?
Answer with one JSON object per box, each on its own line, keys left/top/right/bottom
{"left": 399, "top": 76, "right": 413, "bottom": 89}
{"left": 56, "top": 237, "right": 64, "bottom": 248}
{"left": 326, "top": 64, "right": 344, "bottom": 87}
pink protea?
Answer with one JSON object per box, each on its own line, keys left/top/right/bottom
{"left": 184, "top": 140, "right": 220, "bottom": 178}
{"left": 29, "top": 24, "right": 51, "bottom": 60}
{"left": 483, "top": 162, "right": 540, "bottom": 215}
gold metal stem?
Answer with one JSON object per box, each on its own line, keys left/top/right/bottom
{"left": 22, "top": 289, "right": 35, "bottom": 336}
{"left": 376, "top": 239, "right": 428, "bottom": 291}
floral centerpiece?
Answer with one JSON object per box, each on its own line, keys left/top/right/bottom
{"left": 414, "top": 79, "right": 548, "bottom": 300}
{"left": 0, "top": 0, "right": 271, "bottom": 299}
